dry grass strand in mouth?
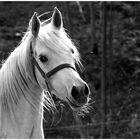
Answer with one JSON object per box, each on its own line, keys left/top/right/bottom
{"left": 73, "top": 98, "right": 95, "bottom": 117}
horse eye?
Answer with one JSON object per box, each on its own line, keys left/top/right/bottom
{"left": 39, "top": 55, "right": 48, "bottom": 63}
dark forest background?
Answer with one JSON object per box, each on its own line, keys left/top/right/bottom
{"left": 0, "top": 1, "right": 140, "bottom": 138}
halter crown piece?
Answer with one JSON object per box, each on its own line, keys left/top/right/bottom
{"left": 30, "top": 43, "right": 76, "bottom": 93}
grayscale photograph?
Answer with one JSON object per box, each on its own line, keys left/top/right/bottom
{"left": 0, "top": 1, "right": 139, "bottom": 139}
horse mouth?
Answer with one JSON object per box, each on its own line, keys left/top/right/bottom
{"left": 51, "top": 93, "right": 83, "bottom": 110}
{"left": 66, "top": 97, "right": 82, "bottom": 109}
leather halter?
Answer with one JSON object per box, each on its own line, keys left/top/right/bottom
{"left": 30, "top": 43, "right": 76, "bottom": 89}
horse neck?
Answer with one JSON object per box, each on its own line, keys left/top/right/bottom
{"left": 0, "top": 40, "right": 43, "bottom": 130}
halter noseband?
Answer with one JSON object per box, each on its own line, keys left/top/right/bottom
{"left": 30, "top": 43, "right": 76, "bottom": 89}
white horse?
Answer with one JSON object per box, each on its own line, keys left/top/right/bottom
{"left": 0, "top": 7, "right": 90, "bottom": 138}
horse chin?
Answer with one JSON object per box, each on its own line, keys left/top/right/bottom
{"left": 66, "top": 97, "right": 85, "bottom": 111}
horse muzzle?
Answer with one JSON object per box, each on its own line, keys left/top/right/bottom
{"left": 67, "top": 84, "right": 90, "bottom": 109}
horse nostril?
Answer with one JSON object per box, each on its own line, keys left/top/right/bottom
{"left": 71, "top": 84, "right": 90, "bottom": 103}
{"left": 84, "top": 84, "right": 90, "bottom": 97}
{"left": 71, "top": 86, "right": 80, "bottom": 101}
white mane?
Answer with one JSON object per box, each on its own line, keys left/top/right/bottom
{"left": 0, "top": 35, "right": 40, "bottom": 122}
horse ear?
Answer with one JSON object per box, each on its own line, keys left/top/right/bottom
{"left": 51, "top": 7, "right": 63, "bottom": 30}
{"left": 30, "top": 12, "right": 40, "bottom": 37}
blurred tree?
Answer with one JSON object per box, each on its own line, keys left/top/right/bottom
{"left": 90, "top": 2, "right": 98, "bottom": 55}
{"left": 64, "top": 2, "right": 73, "bottom": 37}
{"left": 76, "top": 1, "right": 86, "bottom": 22}
{"left": 100, "top": 2, "right": 108, "bottom": 138}
{"left": 108, "top": 2, "right": 113, "bottom": 137}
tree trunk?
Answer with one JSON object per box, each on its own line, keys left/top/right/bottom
{"left": 64, "top": 2, "right": 73, "bottom": 37}
{"left": 100, "top": 2, "right": 108, "bottom": 138}
{"left": 90, "top": 2, "right": 98, "bottom": 54}
{"left": 108, "top": 2, "right": 113, "bottom": 137}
